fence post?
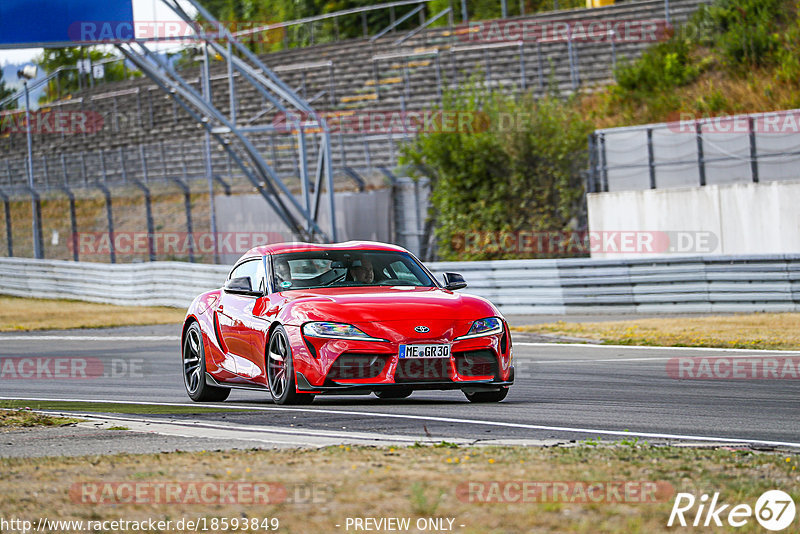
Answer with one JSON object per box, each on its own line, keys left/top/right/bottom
{"left": 119, "top": 147, "right": 128, "bottom": 183}
{"left": 599, "top": 133, "right": 608, "bottom": 192}
{"left": 749, "top": 116, "right": 759, "bottom": 183}
{"left": 169, "top": 177, "right": 195, "bottom": 263}
{"left": 96, "top": 183, "right": 115, "bottom": 264}
{"left": 58, "top": 185, "right": 78, "bottom": 262}
{"left": 0, "top": 189, "right": 12, "bottom": 257}
{"left": 434, "top": 52, "right": 443, "bottom": 104}
{"left": 328, "top": 63, "right": 336, "bottom": 107}
{"left": 587, "top": 133, "right": 597, "bottom": 194}
{"left": 647, "top": 128, "right": 656, "bottom": 189}
{"left": 695, "top": 121, "right": 706, "bottom": 186}
{"left": 461, "top": 0, "right": 468, "bottom": 23}
{"left": 536, "top": 40, "right": 544, "bottom": 90}
{"left": 610, "top": 30, "right": 617, "bottom": 78}
{"left": 26, "top": 184, "right": 44, "bottom": 259}
{"left": 42, "top": 155, "right": 50, "bottom": 190}
{"left": 132, "top": 180, "right": 156, "bottom": 262}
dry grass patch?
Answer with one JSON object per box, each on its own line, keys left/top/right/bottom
{"left": 0, "top": 445, "right": 797, "bottom": 533}
{"left": 515, "top": 313, "right": 800, "bottom": 350}
{"left": 0, "top": 295, "right": 185, "bottom": 331}
{"left": 0, "top": 409, "right": 82, "bottom": 428}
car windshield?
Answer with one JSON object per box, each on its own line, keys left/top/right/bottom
{"left": 271, "top": 250, "right": 436, "bottom": 291}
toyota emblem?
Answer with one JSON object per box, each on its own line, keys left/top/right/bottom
{"left": 414, "top": 326, "right": 430, "bottom": 333}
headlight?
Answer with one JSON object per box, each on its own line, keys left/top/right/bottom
{"left": 302, "top": 321, "right": 388, "bottom": 342}
{"left": 455, "top": 317, "right": 503, "bottom": 340}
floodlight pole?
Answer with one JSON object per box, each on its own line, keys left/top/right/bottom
{"left": 201, "top": 43, "right": 220, "bottom": 264}
{"left": 23, "top": 81, "right": 43, "bottom": 259}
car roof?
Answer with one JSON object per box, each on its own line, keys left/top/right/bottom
{"left": 239, "top": 241, "right": 410, "bottom": 261}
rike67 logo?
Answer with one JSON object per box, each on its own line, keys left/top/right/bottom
{"left": 668, "top": 490, "right": 796, "bottom": 531}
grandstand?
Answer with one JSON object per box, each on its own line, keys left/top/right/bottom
{"left": 0, "top": 0, "right": 706, "bottom": 191}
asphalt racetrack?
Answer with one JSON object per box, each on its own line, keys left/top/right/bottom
{"left": 1, "top": 324, "right": 798, "bottom": 450}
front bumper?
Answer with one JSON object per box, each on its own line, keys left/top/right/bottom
{"left": 289, "top": 319, "right": 514, "bottom": 394}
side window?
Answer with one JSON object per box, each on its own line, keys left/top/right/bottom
{"left": 229, "top": 260, "right": 260, "bottom": 291}
{"left": 385, "top": 260, "right": 419, "bottom": 283}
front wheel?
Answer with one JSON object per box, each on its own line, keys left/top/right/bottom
{"left": 463, "top": 388, "right": 508, "bottom": 403}
{"left": 267, "top": 325, "right": 315, "bottom": 405}
{"left": 183, "top": 322, "right": 230, "bottom": 402}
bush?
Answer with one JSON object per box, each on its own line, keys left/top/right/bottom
{"left": 699, "top": 0, "right": 790, "bottom": 70}
{"left": 401, "top": 84, "right": 592, "bottom": 261}
{"left": 615, "top": 38, "right": 699, "bottom": 94}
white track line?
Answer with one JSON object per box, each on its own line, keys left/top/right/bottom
{"left": 2, "top": 396, "right": 798, "bottom": 449}
{"left": 515, "top": 342, "right": 800, "bottom": 355}
{"left": 528, "top": 355, "right": 800, "bottom": 364}
{"left": 0, "top": 336, "right": 177, "bottom": 341}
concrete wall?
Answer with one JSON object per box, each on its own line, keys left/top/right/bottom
{"left": 588, "top": 179, "right": 800, "bottom": 259}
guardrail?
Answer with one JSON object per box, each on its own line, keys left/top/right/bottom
{"left": 1, "top": 255, "right": 798, "bottom": 313}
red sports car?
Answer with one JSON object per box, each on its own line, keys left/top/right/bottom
{"left": 181, "top": 241, "right": 514, "bottom": 404}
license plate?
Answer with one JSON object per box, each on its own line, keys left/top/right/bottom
{"left": 399, "top": 344, "right": 450, "bottom": 359}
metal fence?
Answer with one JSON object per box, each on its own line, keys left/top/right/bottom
{"left": 588, "top": 109, "right": 800, "bottom": 193}
{"left": 2, "top": 254, "right": 798, "bottom": 313}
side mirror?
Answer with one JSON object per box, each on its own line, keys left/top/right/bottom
{"left": 443, "top": 272, "right": 467, "bottom": 291}
{"left": 224, "top": 276, "right": 262, "bottom": 296}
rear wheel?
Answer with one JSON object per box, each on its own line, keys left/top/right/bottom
{"left": 183, "top": 322, "right": 230, "bottom": 402}
{"left": 375, "top": 388, "right": 413, "bottom": 399}
{"left": 463, "top": 388, "right": 508, "bottom": 403}
{"left": 267, "top": 325, "right": 315, "bottom": 405}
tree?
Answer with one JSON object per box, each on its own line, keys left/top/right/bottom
{"left": 401, "top": 84, "right": 593, "bottom": 260}
{"left": 35, "top": 47, "right": 133, "bottom": 103}
{"left": 0, "top": 69, "right": 15, "bottom": 110}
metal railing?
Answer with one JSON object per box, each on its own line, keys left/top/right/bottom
{"left": 588, "top": 109, "right": 800, "bottom": 193}
{"left": 1, "top": 254, "right": 798, "bottom": 313}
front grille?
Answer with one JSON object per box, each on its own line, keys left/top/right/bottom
{"left": 394, "top": 358, "right": 450, "bottom": 382}
{"left": 327, "top": 354, "right": 389, "bottom": 380}
{"left": 454, "top": 350, "right": 498, "bottom": 378}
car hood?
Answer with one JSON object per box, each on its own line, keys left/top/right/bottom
{"left": 280, "top": 286, "right": 500, "bottom": 323}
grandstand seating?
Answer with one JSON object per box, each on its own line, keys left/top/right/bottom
{"left": 0, "top": 0, "right": 706, "bottom": 192}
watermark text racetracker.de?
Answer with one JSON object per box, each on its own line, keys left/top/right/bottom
{"left": 0, "top": 357, "right": 144, "bottom": 380}
{"left": 457, "top": 481, "right": 674, "bottom": 503}
{"left": 71, "top": 481, "right": 328, "bottom": 505}
{"left": 667, "top": 356, "right": 800, "bottom": 380}
{"left": 451, "top": 230, "right": 719, "bottom": 256}
{"left": 74, "top": 232, "right": 288, "bottom": 258}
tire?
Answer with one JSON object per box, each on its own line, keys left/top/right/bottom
{"left": 183, "top": 322, "right": 230, "bottom": 402}
{"left": 375, "top": 388, "right": 413, "bottom": 399}
{"left": 463, "top": 388, "right": 508, "bottom": 403}
{"left": 267, "top": 325, "right": 315, "bottom": 405}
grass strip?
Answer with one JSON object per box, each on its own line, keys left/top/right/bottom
{"left": 0, "top": 295, "right": 185, "bottom": 331}
{"left": 0, "top": 399, "right": 237, "bottom": 415}
{"left": 0, "top": 444, "right": 797, "bottom": 533}
{"left": 514, "top": 313, "right": 800, "bottom": 350}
